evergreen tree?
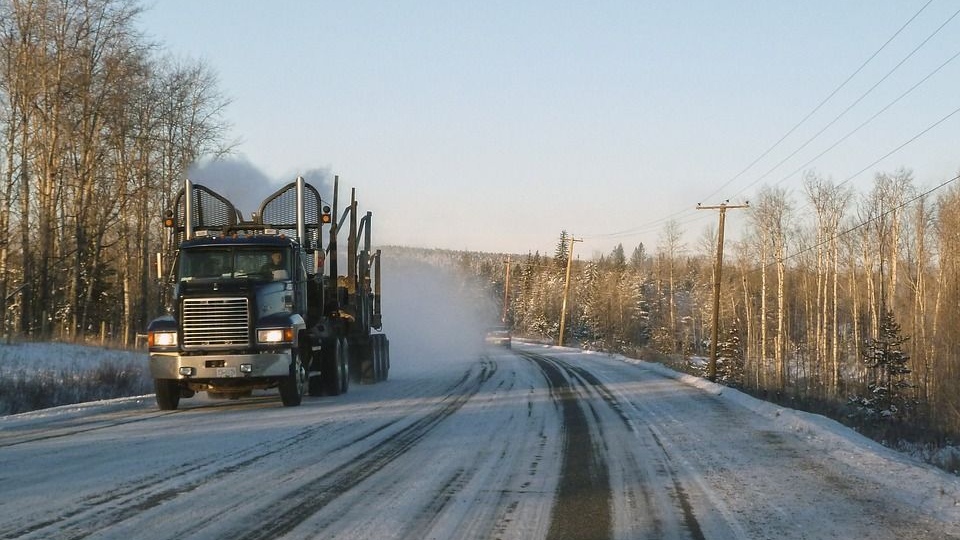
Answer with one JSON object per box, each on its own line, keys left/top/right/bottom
{"left": 716, "top": 321, "right": 744, "bottom": 386}
{"left": 851, "top": 309, "right": 913, "bottom": 422}
{"left": 554, "top": 230, "right": 570, "bottom": 272}
{"left": 630, "top": 243, "right": 647, "bottom": 271}
{"left": 581, "top": 261, "right": 603, "bottom": 347}
{"left": 610, "top": 244, "right": 626, "bottom": 273}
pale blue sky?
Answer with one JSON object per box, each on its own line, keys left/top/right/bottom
{"left": 139, "top": 1, "right": 960, "bottom": 257}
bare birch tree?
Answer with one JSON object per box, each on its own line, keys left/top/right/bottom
{"left": 802, "top": 171, "right": 851, "bottom": 395}
{"left": 750, "top": 186, "right": 791, "bottom": 391}
{"left": 0, "top": 0, "right": 231, "bottom": 341}
{"left": 655, "top": 220, "right": 685, "bottom": 353}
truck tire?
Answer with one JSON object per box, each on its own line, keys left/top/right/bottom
{"left": 349, "top": 337, "right": 364, "bottom": 384}
{"left": 381, "top": 336, "right": 390, "bottom": 381}
{"left": 308, "top": 349, "right": 324, "bottom": 397}
{"left": 322, "top": 339, "right": 345, "bottom": 396}
{"left": 372, "top": 334, "right": 388, "bottom": 382}
{"left": 155, "top": 379, "right": 180, "bottom": 410}
{"left": 371, "top": 335, "right": 382, "bottom": 382}
{"left": 339, "top": 338, "right": 350, "bottom": 393}
{"left": 359, "top": 339, "right": 376, "bottom": 384}
{"left": 279, "top": 351, "right": 305, "bottom": 407}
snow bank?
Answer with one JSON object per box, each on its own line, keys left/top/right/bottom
{"left": 0, "top": 342, "right": 151, "bottom": 416}
{"left": 590, "top": 347, "right": 960, "bottom": 521}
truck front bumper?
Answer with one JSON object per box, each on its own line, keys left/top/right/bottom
{"left": 150, "top": 351, "right": 291, "bottom": 380}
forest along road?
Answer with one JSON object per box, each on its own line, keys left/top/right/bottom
{"left": 1, "top": 343, "right": 959, "bottom": 540}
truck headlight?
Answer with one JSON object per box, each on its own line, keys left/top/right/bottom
{"left": 149, "top": 330, "right": 178, "bottom": 347}
{"left": 257, "top": 327, "right": 294, "bottom": 344}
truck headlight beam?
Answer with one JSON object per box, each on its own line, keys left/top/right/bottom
{"left": 257, "top": 328, "right": 294, "bottom": 344}
{"left": 149, "top": 330, "right": 178, "bottom": 347}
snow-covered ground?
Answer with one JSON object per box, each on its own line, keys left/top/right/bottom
{"left": 0, "top": 341, "right": 151, "bottom": 415}
{"left": 2, "top": 259, "right": 959, "bottom": 538}
{"left": 2, "top": 341, "right": 959, "bottom": 539}
{"left": 603, "top": 347, "right": 960, "bottom": 533}
{"left": 0, "top": 341, "right": 146, "bottom": 373}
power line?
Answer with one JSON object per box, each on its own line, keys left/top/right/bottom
{"left": 583, "top": 208, "right": 707, "bottom": 241}
{"left": 837, "top": 102, "right": 960, "bottom": 187}
{"left": 736, "top": 98, "right": 960, "bottom": 277}
{"left": 750, "top": 172, "right": 960, "bottom": 276}
{"left": 700, "top": 0, "right": 938, "bottom": 203}
{"left": 768, "top": 46, "right": 960, "bottom": 195}
{"left": 581, "top": 1, "right": 943, "bottom": 246}
{"left": 729, "top": 3, "right": 960, "bottom": 200}
{"left": 601, "top": 98, "right": 960, "bottom": 268}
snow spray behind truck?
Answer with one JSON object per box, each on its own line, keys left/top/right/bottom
{"left": 146, "top": 176, "right": 389, "bottom": 410}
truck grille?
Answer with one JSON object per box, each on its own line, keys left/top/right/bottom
{"left": 182, "top": 297, "right": 250, "bottom": 348}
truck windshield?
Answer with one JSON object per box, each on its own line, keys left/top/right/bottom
{"left": 179, "top": 247, "right": 289, "bottom": 281}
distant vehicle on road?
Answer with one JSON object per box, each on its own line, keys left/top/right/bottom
{"left": 485, "top": 326, "right": 512, "bottom": 348}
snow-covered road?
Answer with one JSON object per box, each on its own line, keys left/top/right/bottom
{"left": 2, "top": 342, "right": 959, "bottom": 540}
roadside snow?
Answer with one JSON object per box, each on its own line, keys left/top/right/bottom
{"left": 569, "top": 346, "right": 960, "bottom": 525}
{"left": 4, "top": 312, "right": 960, "bottom": 533}
{"left": 2, "top": 339, "right": 960, "bottom": 538}
{"left": 0, "top": 341, "right": 152, "bottom": 416}
{"left": 0, "top": 394, "right": 154, "bottom": 429}
{"left": 0, "top": 341, "right": 147, "bottom": 372}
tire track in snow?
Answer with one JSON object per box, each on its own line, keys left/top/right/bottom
{"left": 2, "top": 361, "right": 497, "bottom": 540}
{"left": 520, "top": 349, "right": 713, "bottom": 540}
{"left": 0, "top": 418, "right": 337, "bottom": 540}
{"left": 0, "top": 395, "right": 281, "bottom": 448}
{"left": 301, "top": 352, "right": 558, "bottom": 540}
{"left": 220, "top": 359, "right": 498, "bottom": 540}
{"left": 520, "top": 351, "right": 613, "bottom": 540}
{"left": 0, "top": 408, "right": 178, "bottom": 448}
{"left": 563, "top": 363, "right": 707, "bottom": 540}
{"left": 1, "top": 393, "right": 420, "bottom": 540}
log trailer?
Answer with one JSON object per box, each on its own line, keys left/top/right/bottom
{"left": 146, "top": 176, "right": 388, "bottom": 410}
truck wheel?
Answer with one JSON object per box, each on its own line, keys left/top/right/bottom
{"left": 348, "top": 337, "right": 364, "bottom": 384}
{"left": 339, "top": 338, "right": 351, "bottom": 393}
{"left": 323, "top": 339, "right": 345, "bottom": 396}
{"left": 155, "top": 379, "right": 181, "bottom": 410}
{"left": 382, "top": 336, "right": 390, "bottom": 381}
{"left": 279, "top": 351, "right": 305, "bottom": 407}
{"left": 371, "top": 335, "right": 381, "bottom": 382}
{"left": 308, "top": 349, "right": 324, "bottom": 397}
{"left": 374, "top": 334, "right": 388, "bottom": 382}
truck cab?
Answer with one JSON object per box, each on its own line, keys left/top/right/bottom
{"left": 148, "top": 235, "right": 312, "bottom": 409}
{"left": 146, "top": 176, "right": 386, "bottom": 411}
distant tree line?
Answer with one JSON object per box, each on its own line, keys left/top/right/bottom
{"left": 0, "top": 0, "right": 231, "bottom": 343}
{"left": 420, "top": 168, "right": 960, "bottom": 445}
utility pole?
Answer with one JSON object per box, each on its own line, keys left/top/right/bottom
{"left": 502, "top": 255, "right": 511, "bottom": 323}
{"left": 697, "top": 201, "right": 749, "bottom": 381}
{"left": 558, "top": 237, "right": 582, "bottom": 347}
